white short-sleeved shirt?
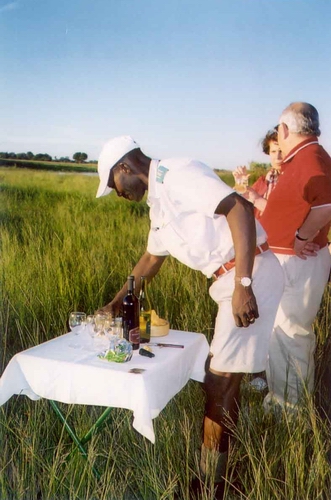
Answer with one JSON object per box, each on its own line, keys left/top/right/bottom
{"left": 147, "top": 158, "right": 267, "bottom": 278}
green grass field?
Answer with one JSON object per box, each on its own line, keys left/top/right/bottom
{"left": 0, "top": 167, "right": 330, "bottom": 499}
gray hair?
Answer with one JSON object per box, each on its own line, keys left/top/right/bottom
{"left": 279, "top": 102, "right": 321, "bottom": 137}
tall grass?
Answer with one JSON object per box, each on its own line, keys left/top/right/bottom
{"left": 1, "top": 167, "right": 331, "bottom": 499}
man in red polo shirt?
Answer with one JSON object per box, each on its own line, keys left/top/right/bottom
{"left": 260, "top": 102, "right": 331, "bottom": 411}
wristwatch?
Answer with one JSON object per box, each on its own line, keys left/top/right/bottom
{"left": 235, "top": 276, "right": 252, "bottom": 287}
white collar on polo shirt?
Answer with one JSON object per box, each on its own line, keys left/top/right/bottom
{"left": 283, "top": 140, "right": 319, "bottom": 163}
{"left": 147, "top": 159, "right": 160, "bottom": 199}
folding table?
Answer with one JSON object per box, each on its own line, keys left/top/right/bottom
{"left": 0, "top": 329, "right": 209, "bottom": 478}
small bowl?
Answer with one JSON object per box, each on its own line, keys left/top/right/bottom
{"left": 151, "top": 321, "right": 169, "bottom": 337}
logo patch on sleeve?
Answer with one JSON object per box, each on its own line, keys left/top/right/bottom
{"left": 156, "top": 165, "right": 169, "bottom": 183}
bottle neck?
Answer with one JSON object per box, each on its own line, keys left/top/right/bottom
{"left": 140, "top": 277, "right": 147, "bottom": 296}
{"left": 139, "top": 277, "right": 151, "bottom": 311}
{"left": 127, "top": 276, "right": 134, "bottom": 294}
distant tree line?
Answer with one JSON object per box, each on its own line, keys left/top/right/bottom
{"left": 0, "top": 151, "right": 95, "bottom": 163}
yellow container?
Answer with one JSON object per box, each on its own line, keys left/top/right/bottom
{"left": 151, "top": 321, "right": 169, "bottom": 337}
{"left": 150, "top": 310, "right": 169, "bottom": 337}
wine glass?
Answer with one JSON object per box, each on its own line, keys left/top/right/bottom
{"left": 69, "top": 312, "right": 87, "bottom": 335}
{"left": 234, "top": 175, "right": 249, "bottom": 194}
{"left": 233, "top": 167, "right": 250, "bottom": 194}
{"left": 113, "top": 317, "right": 123, "bottom": 338}
{"left": 94, "top": 313, "right": 107, "bottom": 337}
{"left": 86, "top": 314, "right": 96, "bottom": 338}
{"left": 104, "top": 314, "right": 116, "bottom": 335}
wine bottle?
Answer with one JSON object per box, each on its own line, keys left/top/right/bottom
{"left": 139, "top": 276, "right": 152, "bottom": 343}
{"left": 122, "top": 276, "right": 140, "bottom": 350}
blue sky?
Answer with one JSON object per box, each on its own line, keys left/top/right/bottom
{"left": 1, "top": 0, "right": 331, "bottom": 169}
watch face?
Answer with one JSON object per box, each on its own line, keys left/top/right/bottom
{"left": 241, "top": 277, "right": 252, "bottom": 287}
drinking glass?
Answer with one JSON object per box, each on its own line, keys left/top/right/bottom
{"left": 69, "top": 312, "right": 86, "bottom": 335}
{"left": 113, "top": 317, "right": 123, "bottom": 338}
{"left": 94, "top": 313, "right": 107, "bottom": 336}
{"left": 86, "top": 314, "right": 96, "bottom": 338}
{"left": 104, "top": 314, "right": 114, "bottom": 335}
{"left": 234, "top": 176, "right": 249, "bottom": 194}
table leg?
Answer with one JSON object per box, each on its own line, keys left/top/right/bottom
{"left": 80, "top": 406, "right": 113, "bottom": 445}
{"left": 49, "top": 400, "right": 113, "bottom": 479}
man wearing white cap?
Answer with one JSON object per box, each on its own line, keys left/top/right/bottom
{"left": 96, "top": 136, "right": 141, "bottom": 199}
{"left": 95, "top": 135, "right": 284, "bottom": 494}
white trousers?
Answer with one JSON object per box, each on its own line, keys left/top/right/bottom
{"left": 264, "top": 246, "right": 331, "bottom": 408}
{"left": 208, "top": 250, "right": 284, "bottom": 373}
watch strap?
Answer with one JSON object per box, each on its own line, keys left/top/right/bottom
{"left": 295, "top": 229, "right": 308, "bottom": 241}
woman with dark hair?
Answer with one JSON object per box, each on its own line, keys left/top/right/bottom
{"left": 233, "top": 130, "right": 283, "bottom": 218}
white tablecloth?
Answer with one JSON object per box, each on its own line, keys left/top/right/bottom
{"left": 0, "top": 329, "right": 209, "bottom": 443}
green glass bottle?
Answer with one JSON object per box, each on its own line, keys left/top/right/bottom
{"left": 139, "top": 276, "right": 152, "bottom": 343}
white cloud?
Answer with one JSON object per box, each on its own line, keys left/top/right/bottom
{"left": 0, "top": 1, "right": 19, "bottom": 14}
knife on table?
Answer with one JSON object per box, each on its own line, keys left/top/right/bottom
{"left": 148, "top": 343, "right": 184, "bottom": 348}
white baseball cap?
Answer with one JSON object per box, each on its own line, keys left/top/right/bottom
{"left": 96, "top": 135, "right": 139, "bottom": 198}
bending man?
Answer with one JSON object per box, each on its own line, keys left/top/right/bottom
{"left": 95, "top": 136, "right": 284, "bottom": 488}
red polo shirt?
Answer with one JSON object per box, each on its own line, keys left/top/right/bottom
{"left": 259, "top": 137, "right": 331, "bottom": 254}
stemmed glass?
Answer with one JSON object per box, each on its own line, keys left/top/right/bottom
{"left": 233, "top": 167, "right": 250, "bottom": 194}
{"left": 113, "top": 317, "right": 123, "bottom": 338}
{"left": 104, "top": 314, "right": 115, "bottom": 336}
{"left": 86, "top": 314, "right": 96, "bottom": 338}
{"left": 69, "top": 312, "right": 87, "bottom": 335}
{"left": 94, "top": 313, "right": 107, "bottom": 337}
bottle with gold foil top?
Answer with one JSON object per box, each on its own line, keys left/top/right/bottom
{"left": 139, "top": 276, "right": 152, "bottom": 343}
{"left": 122, "top": 276, "right": 140, "bottom": 350}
